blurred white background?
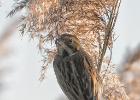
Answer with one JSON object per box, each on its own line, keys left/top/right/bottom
{"left": 0, "top": 0, "right": 140, "bottom": 100}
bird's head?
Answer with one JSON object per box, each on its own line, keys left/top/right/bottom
{"left": 55, "top": 34, "right": 80, "bottom": 56}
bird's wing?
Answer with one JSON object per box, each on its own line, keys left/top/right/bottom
{"left": 53, "top": 55, "right": 78, "bottom": 100}
{"left": 81, "top": 51, "right": 101, "bottom": 99}
{"left": 69, "top": 51, "right": 97, "bottom": 100}
{"left": 82, "top": 50, "right": 101, "bottom": 99}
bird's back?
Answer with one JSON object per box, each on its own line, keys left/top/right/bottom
{"left": 53, "top": 49, "right": 97, "bottom": 100}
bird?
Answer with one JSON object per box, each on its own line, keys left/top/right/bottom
{"left": 53, "top": 33, "right": 101, "bottom": 100}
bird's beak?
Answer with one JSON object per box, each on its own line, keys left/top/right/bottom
{"left": 55, "top": 38, "right": 63, "bottom": 46}
{"left": 55, "top": 38, "right": 67, "bottom": 50}
{"left": 55, "top": 38, "right": 73, "bottom": 55}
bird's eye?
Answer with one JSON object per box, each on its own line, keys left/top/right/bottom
{"left": 69, "top": 38, "right": 73, "bottom": 43}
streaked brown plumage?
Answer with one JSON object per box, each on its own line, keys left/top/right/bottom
{"left": 53, "top": 34, "right": 100, "bottom": 100}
